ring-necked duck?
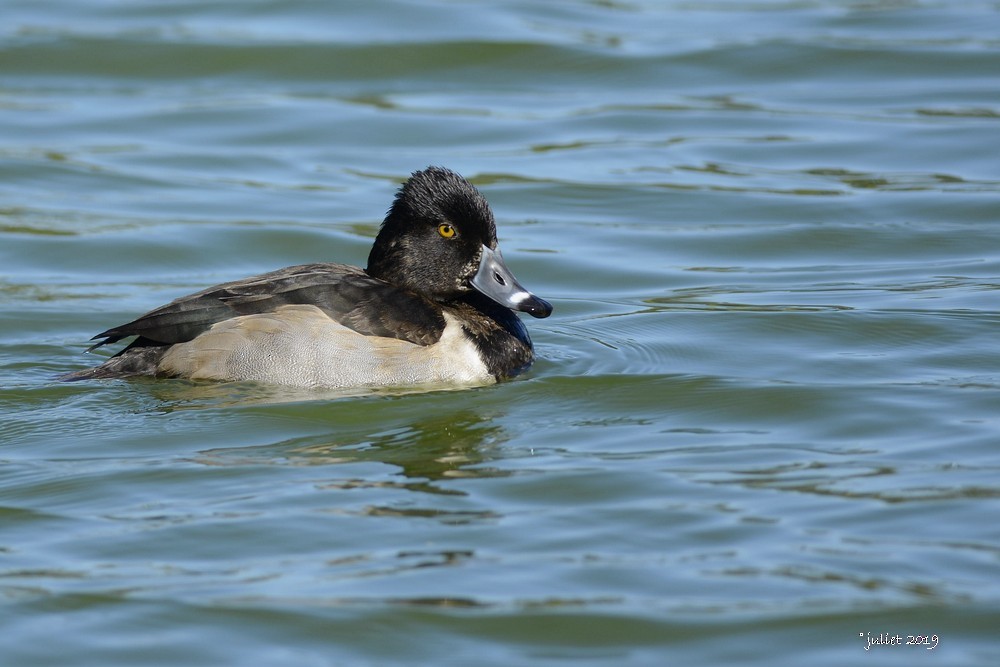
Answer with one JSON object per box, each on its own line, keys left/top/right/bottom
{"left": 61, "top": 166, "right": 553, "bottom": 388}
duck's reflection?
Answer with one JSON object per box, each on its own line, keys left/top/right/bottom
{"left": 192, "top": 401, "right": 511, "bottom": 490}
{"left": 300, "top": 408, "right": 509, "bottom": 483}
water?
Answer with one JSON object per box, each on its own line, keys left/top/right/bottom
{"left": 2, "top": 1, "right": 999, "bottom": 664}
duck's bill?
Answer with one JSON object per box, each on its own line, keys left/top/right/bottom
{"left": 471, "top": 245, "right": 553, "bottom": 318}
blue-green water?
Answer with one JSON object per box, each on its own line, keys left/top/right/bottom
{"left": 2, "top": 1, "right": 999, "bottom": 665}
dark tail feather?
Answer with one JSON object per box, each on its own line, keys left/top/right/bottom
{"left": 58, "top": 343, "right": 168, "bottom": 382}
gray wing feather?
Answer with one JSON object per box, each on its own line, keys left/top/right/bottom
{"left": 89, "top": 263, "right": 445, "bottom": 350}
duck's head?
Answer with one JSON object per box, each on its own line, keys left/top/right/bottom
{"left": 366, "top": 167, "right": 553, "bottom": 318}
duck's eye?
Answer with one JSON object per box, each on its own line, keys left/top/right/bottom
{"left": 438, "top": 223, "right": 457, "bottom": 239}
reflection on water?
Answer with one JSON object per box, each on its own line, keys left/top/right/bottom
{"left": 140, "top": 377, "right": 479, "bottom": 409}
{"left": 196, "top": 408, "right": 511, "bottom": 486}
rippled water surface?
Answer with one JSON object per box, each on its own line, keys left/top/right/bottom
{"left": 3, "top": 1, "right": 1000, "bottom": 665}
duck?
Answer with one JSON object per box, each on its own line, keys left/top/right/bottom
{"left": 61, "top": 166, "right": 553, "bottom": 388}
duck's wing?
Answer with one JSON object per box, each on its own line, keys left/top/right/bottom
{"left": 89, "top": 263, "right": 446, "bottom": 351}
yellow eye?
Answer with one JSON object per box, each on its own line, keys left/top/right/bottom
{"left": 438, "top": 223, "right": 457, "bottom": 239}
